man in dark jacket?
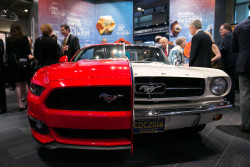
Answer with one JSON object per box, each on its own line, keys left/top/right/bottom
{"left": 231, "top": 2, "right": 250, "bottom": 133}
{"left": 189, "top": 20, "right": 212, "bottom": 68}
{"left": 218, "top": 23, "right": 236, "bottom": 107}
{"left": 60, "top": 24, "right": 80, "bottom": 60}
{"left": 0, "top": 39, "right": 7, "bottom": 114}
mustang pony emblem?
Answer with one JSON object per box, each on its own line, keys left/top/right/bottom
{"left": 99, "top": 93, "right": 124, "bottom": 103}
{"left": 139, "top": 85, "right": 163, "bottom": 93}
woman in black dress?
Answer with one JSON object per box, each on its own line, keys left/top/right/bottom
{"left": 6, "top": 23, "right": 31, "bottom": 111}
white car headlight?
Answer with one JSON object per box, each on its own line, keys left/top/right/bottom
{"left": 210, "top": 77, "right": 228, "bottom": 96}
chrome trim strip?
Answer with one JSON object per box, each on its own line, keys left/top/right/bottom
{"left": 135, "top": 96, "right": 223, "bottom": 101}
{"left": 165, "top": 87, "right": 203, "bottom": 90}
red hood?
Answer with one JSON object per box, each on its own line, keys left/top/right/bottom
{"left": 32, "top": 59, "right": 131, "bottom": 86}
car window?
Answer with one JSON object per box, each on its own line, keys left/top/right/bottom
{"left": 72, "top": 45, "right": 125, "bottom": 62}
{"left": 72, "top": 45, "right": 169, "bottom": 64}
{"left": 80, "top": 48, "right": 94, "bottom": 60}
{"left": 126, "top": 46, "right": 169, "bottom": 64}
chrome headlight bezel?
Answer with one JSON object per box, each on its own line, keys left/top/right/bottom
{"left": 30, "top": 83, "right": 45, "bottom": 96}
{"left": 210, "top": 77, "right": 228, "bottom": 96}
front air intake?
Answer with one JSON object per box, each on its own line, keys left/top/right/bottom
{"left": 45, "top": 86, "right": 131, "bottom": 111}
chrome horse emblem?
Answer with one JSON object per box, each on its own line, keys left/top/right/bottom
{"left": 139, "top": 85, "right": 163, "bottom": 93}
{"left": 99, "top": 93, "right": 124, "bottom": 103}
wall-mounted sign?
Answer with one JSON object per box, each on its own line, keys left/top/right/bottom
{"left": 169, "top": 0, "right": 215, "bottom": 43}
{"left": 134, "top": 26, "right": 169, "bottom": 36}
{"left": 39, "top": 0, "right": 133, "bottom": 47}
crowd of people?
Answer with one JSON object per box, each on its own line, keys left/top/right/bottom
{"left": 0, "top": 23, "right": 81, "bottom": 114}
{"left": 154, "top": 3, "right": 250, "bottom": 132}
{"left": 0, "top": 3, "right": 249, "bottom": 133}
{"left": 156, "top": 20, "right": 238, "bottom": 108}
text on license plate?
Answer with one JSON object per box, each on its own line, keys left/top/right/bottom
{"left": 133, "top": 118, "right": 165, "bottom": 133}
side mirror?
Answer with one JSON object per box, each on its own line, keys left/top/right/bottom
{"left": 59, "top": 55, "right": 68, "bottom": 62}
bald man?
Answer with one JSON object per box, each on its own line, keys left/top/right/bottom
{"left": 159, "top": 37, "right": 174, "bottom": 58}
{"left": 101, "top": 38, "right": 108, "bottom": 44}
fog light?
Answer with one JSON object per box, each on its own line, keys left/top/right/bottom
{"left": 35, "top": 121, "right": 44, "bottom": 130}
{"left": 213, "top": 114, "right": 223, "bottom": 121}
{"left": 28, "top": 116, "right": 49, "bottom": 135}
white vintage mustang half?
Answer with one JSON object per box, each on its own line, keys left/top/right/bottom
{"left": 128, "top": 45, "right": 231, "bottom": 133}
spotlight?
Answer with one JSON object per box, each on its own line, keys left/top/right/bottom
{"left": 137, "top": 7, "right": 141, "bottom": 11}
{"left": 24, "top": 9, "right": 28, "bottom": 12}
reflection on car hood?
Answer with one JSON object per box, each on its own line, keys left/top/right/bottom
{"left": 34, "top": 59, "right": 131, "bottom": 84}
{"left": 131, "top": 62, "right": 228, "bottom": 78}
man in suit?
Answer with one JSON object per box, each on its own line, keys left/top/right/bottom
{"left": 189, "top": 20, "right": 212, "bottom": 67}
{"left": 231, "top": 2, "right": 250, "bottom": 133}
{"left": 0, "top": 39, "right": 7, "bottom": 114}
{"left": 218, "top": 23, "right": 236, "bottom": 107}
{"left": 159, "top": 37, "right": 174, "bottom": 58}
{"left": 60, "top": 24, "right": 80, "bottom": 60}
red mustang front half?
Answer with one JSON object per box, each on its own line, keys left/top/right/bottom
{"left": 27, "top": 51, "right": 133, "bottom": 151}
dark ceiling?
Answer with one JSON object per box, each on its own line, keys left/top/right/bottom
{"left": 134, "top": 0, "right": 168, "bottom": 10}
{"left": 0, "top": 0, "right": 166, "bottom": 21}
{"left": 0, "top": 0, "right": 33, "bottom": 20}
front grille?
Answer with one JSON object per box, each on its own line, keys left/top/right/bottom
{"left": 134, "top": 77, "right": 205, "bottom": 98}
{"left": 54, "top": 128, "right": 131, "bottom": 139}
{"left": 45, "top": 86, "right": 131, "bottom": 111}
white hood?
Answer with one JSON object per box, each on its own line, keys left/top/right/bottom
{"left": 131, "top": 62, "right": 228, "bottom": 78}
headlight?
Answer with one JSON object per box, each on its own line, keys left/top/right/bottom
{"left": 210, "top": 77, "right": 228, "bottom": 96}
{"left": 30, "top": 83, "right": 45, "bottom": 96}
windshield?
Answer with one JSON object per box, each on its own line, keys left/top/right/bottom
{"left": 72, "top": 45, "right": 169, "bottom": 64}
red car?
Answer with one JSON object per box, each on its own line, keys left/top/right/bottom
{"left": 28, "top": 44, "right": 133, "bottom": 151}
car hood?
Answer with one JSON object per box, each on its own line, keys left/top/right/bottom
{"left": 33, "top": 59, "right": 131, "bottom": 85}
{"left": 131, "top": 62, "right": 228, "bottom": 78}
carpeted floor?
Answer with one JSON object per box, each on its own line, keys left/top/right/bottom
{"left": 0, "top": 88, "right": 249, "bottom": 167}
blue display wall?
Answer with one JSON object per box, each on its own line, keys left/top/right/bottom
{"left": 39, "top": 0, "right": 133, "bottom": 48}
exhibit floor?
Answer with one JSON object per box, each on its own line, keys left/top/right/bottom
{"left": 0, "top": 88, "right": 250, "bottom": 167}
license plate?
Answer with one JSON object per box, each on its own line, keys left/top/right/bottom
{"left": 133, "top": 118, "right": 165, "bottom": 133}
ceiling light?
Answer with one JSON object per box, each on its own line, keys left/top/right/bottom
{"left": 24, "top": 9, "right": 28, "bottom": 12}
{"left": 137, "top": 7, "right": 144, "bottom": 11}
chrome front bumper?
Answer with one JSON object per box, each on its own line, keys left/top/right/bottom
{"left": 134, "top": 100, "right": 232, "bottom": 130}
